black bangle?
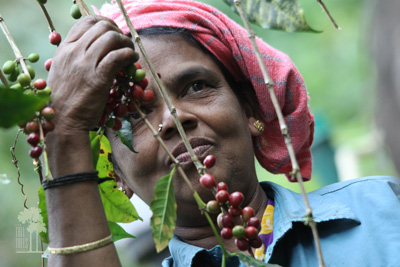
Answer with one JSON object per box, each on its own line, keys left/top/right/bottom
{"left": 42, "top": 171, "right": 99, "bottom": 190}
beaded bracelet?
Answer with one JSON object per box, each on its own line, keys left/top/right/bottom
{"left": 42, "top": 171, "right": 99, "bottom": 190}
{"left": 48, "top": 234, "right": 113, "bottom": 255}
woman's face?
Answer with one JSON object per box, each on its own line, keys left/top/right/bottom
{"left": 109, "top": 35, "right": 261, "bottom": 213}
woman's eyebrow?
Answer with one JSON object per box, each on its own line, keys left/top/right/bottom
{"left": 163, "top": 66, "right": 220, "bottom": 89}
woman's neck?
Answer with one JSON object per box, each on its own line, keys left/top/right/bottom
{"left": 173, "top": 183, "right": 268, "bottom": 251}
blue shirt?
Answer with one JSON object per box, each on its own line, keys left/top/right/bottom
{"left": 162, "top": 176, "right": 400, "bottom": 267}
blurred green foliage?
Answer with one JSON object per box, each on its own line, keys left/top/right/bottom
{"left": 0, "top": 0, "right": 397, "bottom": 266}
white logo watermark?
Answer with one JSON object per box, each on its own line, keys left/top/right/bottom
{"left": 16, "top": 207, "right": 46, "bottom": 253}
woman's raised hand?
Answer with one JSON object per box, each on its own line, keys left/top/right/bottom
{"left": 47, "top": 15, "right": 136, "bottom": 134}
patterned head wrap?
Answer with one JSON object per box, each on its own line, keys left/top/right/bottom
{"left": 97, "top": 0, "right": 314, "bottom": 180}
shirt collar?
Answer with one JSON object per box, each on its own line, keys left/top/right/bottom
{"left": 259, "top": 181, "right": 360, "bottom": 261}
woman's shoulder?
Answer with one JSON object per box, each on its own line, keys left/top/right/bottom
{"left": 312, "top": 175, "right": 400, "bottom": 198}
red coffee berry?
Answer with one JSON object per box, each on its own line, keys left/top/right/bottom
{"left": 216, "top": 190, "right": 229, "bottom": 204}
{"left": 220, "top": 227, "right": 233, "bottom": 240}
{"left": 241, "top": 207, "right": 255, "bottom": 222}
{"left": 41, "top": 107, "right": 55, "bottom": 121}
{"left": 134, "top": 62, "right": 142, "bottom": 69}
{"left": 29, "top": 146, "right": 43, "bottom": 159}
{"left": 27, "top": 133, "right": 40, "bottom": 146}
{"left": 206, "top": 200, "right": 219, "bottom": 213}
{"left": 44, "top": 58, "right": 52, "bottom": 71}
{"left": 232, "top": 225, "right": 245, "bottom": 238}
{"left": 112, "top": 117, "right": 122, "bottom": 131}
{"left": 247, "top": 217, "right": 260, "bottom": 229}
{"left": 137, "top": 77, "right": 148, "bottom": 89}
{"left": 203, "top": 155, "right": 216, "bottom": 169}
{"left": 217, "top": 182, "right": 228, "bottom": 192}
{"left": 129, "top": 84, "right": 143, "bottom": 100}
{"left": 109, "top": 88, "right": 122, "bottom": 100}
{"left": 49, "top": 32, "right": 62, "bottom": 46}
{"left": 229, "top": 192, "right": 244, "bottom": 207}
{"left": 244, "top": 226, "right": 258, "bottom": 240}
{"left": 199, "top": 173, "right": 216, "bottom": 189}
{"left": 25, "top": 121, "right": 39, "bottom": 133}
{"left": 250, "top": 236, "right": 263, "bottom": 249}
{"left": 98, "top": 114, "right": 108, "bottom": 127}
{"left": 235, "top": 238, "right": 249, "bottom": 251}
{"left": 157, "top": 72, "right": 161, "bottom": 79}
{"left": 221, "top": 214, "right": 234, "bottom": 228}
{"left": 42, "top": 120, "right": 55, "bottom": 133}
{"left": 228, "top": 206, "right": 242, "bottom": 217}
{"left": 142, "top": 89, "right": 155, "bottom": 103}
{"left": 114, "top": 103, "right": 128, "bottom": 118}
{"left": 127, "top": 101, "right": 136, "bottom": 112}
{"left": 34, "top": 79, "right": 47, "bottom": 90}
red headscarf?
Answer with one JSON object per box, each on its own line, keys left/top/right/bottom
{"left": 97, "top": 0, "right": 314, "bottom": 181}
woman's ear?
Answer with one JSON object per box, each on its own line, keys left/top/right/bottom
{"left": 244, "top": 104, "right": 264, "bottom": 137}
{"left": 238, "top": 82, "right": 264, "bottom": 137}
{"left": 116, "top": 174, "right": 134, "bottom": 199}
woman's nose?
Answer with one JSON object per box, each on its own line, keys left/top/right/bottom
{"left": 159, "top": 102, "right": 198, "bottom": 139}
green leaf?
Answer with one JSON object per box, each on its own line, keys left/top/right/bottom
{"left": 0, "top": 87, "right": 49, "bottom": 128}
{"left": 150, "top": 167, "right": 177, "bottom": 253}
{"left": 108, "top": 221, "right": 136, "bottom": 242}
{"left": 38, "top": 185, "right": 49, "bottom": 244}
{"left": 99, "top": 179, "right": 141, "bottom": 223}
{"left": 235, "top": 251, "right": 282, "bottom": 266}
{"left": 96, "top": 135, "right": 117, "bottom": 179}
{"left": 223, "top": 0, "right": 318, "bottom": 32}
{"left": 114, "top": 118, "right": 137, "bottom": 153}
{"left": 89, "top": 131, "right": 102, "bottom": 169}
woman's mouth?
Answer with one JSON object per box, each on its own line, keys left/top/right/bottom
{"left": 170, "top": 138, "right": 213, "bottom": 166}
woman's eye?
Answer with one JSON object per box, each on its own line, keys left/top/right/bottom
{"left": 187, "top": 81, "right": 207, "bottom": 94}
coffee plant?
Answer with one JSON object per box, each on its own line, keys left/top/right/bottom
{"left": 0, "top": 0, "right": 339, "bottom": 266}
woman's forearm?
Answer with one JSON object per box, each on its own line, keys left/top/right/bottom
{"left": 45, "top": 131, "right": 121, "bottom": 266}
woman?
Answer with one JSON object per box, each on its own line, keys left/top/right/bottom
{"left": 44, "top": 0, "right": 400, "bottom": 266}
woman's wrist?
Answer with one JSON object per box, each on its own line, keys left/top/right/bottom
{"left": 45, "top": 128, "right": 95, "bottom": 177}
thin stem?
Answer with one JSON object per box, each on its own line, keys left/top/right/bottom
{"left": 39, "top": 121, "right": 53, "bottom": 182}
{"left": 10, "top": 129, "right": 28, "bottom": 209}
{"left": 38, "top": 4, "right": 56, "bottom": 32}
{"left": 0, "top": 12, "right": 29, "bottom": 76}
{"left": 233, "top": 1, "right": 325, "bottom": 266}
{"left": 316, "top": 0, "right": 340, "bottom": 29}
{"left": 0, "top": 69, "right": 9, "bottom": 87}
{"left": 76, "top": 0, "right": 92, "bottom": 17}
{"left": 115, "top": 0, "right": 206, "bottom": 177}
{"left": 132, "top": 101, "right": 194, "bottom": 193}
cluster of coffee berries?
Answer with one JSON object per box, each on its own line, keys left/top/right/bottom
{"left": 2, "top": 53, "right": 55, "bottom": 159}
{"left": 24, "top": 106, "right": 55, "bottom": 159}
{"left": 97, "top": 62, "right": 155, "bottom": 131}
{"left": 200, "top": 155, "right": 263, "bottom": 252}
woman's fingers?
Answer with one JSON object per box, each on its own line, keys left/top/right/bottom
{"left": 97, "top": 47, "right": 136, "bottom": 80}
{"left": 63, "top": 15, "right": 121, "bottom": 44}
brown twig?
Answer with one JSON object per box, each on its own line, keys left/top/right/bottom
{"left": 10, "top": 129, "right": 28, "bottom": 209}
{"left": 317, "top": 0, "right": 340, "bottom": 29}
{"left": 0, "top": 12, "right": 30, "bottom": 76}
{"left": 115, "top": 0, "right": 206, "bottom": 177}
{"left": 38, "top": 4, "right": 56, "bottom": 32}
{"left": 233, "top": 1, "right": 326, "bottom": 266}
{"left": 76, "top": 0, "right": 92, "bottom": 17}
{"left": 0, "top": 69, "right": 9, "bottom": 87}
{"left": 131, "top": 101, "right": 195, "bottom": 194}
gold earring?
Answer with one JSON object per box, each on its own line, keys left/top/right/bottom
{"left": 118, "top": 187, "right": 127, "bottom": 194}
{"left": 254, "top": 120, "right": 264, "bottom": 133}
